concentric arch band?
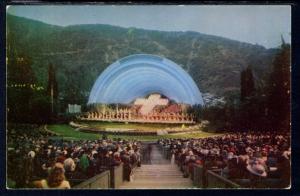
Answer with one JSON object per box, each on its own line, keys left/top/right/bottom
{"left": 88, "top": 54, "right": 204, "bottom": 106}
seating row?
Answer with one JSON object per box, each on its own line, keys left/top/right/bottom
{"left": 159, "top": 145, "right": 284, "bottom": 189}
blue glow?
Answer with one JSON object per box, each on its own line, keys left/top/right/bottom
{"left": 88, "top": 54, "right": 204, "bottom": 105}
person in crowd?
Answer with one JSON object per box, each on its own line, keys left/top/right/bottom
{"left": 121, "top": 148, "right": 132, "bottom": 181}
{"left": 23, "top": 151, "right": 36, "bottom": 184}
{"left": 34, "top": 163, "right": 70, "bottom": 189}
{"left": 246, "top": 160, "right": 267, "bottom": 188}
{"left": 112, "top": 152, "right": 122, "bottom": 166}
{"left": 63, "top": 158, "right": 76, "bottom": 180}
{"left": 134, "top": 148, "right": 141, "bottom": 167}
{"left": 268, "top": 150, "right": 291, "bottom": 187}
{"left": 79, "top": 151, "right": 90, "bottom": 173}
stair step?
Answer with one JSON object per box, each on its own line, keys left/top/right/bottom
{"left": 119, "top": 144, "right": 193, "bottom": 189}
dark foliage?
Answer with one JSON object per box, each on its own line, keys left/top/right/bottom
{"left": 266, "top": 43, "right": 291, "bottom": 131}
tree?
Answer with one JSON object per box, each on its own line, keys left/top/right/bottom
{"left": 7, "top": 36, "right": 54, "bottom": 124}
{"left": 188, "top": 104, "right": 203, "bottom": 122}
{"left": 7, "top": 52, "right": 37, "bottom": 123}
{"left": 201, "top": 105, "right": 228, "bottom": 131}
{"left": 238, "top": 66, "right": 257, "bottom": 130}
{"left": 240, "top": 66, "right": 255, "bottom": 102}
{"left": 47, "top": 63, "right": 58, "bottom": 116}
{"left": 63, "top": 69, "right": 85, "bottom": 106}
{"left": 28, "top": 90, "right": 52, "bottom": 123}
{"left": 266, "top": 42, "right": 291, "bottom": 131}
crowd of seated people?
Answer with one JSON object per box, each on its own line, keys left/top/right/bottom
{"left": 158, "top": 131, "right": 291, "bottom": 188}
{"left": 7, "top": 125, "right": 142, "bottom": 188}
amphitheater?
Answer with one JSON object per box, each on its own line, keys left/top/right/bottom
{"left": 7, "top": 54, "right": 290, "bottom": 189}
{"left": 69, "top": 55, "right": 206, "bottom": 188}
{"left": 77, "top": 54, "right": 204, "bottom": 136}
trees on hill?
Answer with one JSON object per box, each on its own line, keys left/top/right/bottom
{"left": 266, "top": 43, "right": 291, "bottom": 131}
{"left": 7, "top": 51, "right": 57, "bottom": 124}
{"left": 7, "top": 52, "right": 37, "bottom": 123}
{"left": 237, "top": 42, "right": 290, "bottom": 131}
{"left": 195, "top": 41, "right": 290, "bottom": 132}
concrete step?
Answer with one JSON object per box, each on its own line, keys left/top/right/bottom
{"left": 119, "top": 144, "right": 193, "bottom": 189}
{"left": 120, "top": 181, "right": 193, "bottom": 189}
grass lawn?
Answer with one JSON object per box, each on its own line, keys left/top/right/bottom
{"left": 47, "top": 124, "right": 101, "bottom": 140}
{"left": 47, "top": 124, "right": 222, "bottom": 141}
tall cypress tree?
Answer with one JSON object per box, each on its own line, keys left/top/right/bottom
{"left": 241, "top": 66, "right": 255, "bottom": 102}
{"left": 239, "top": 66, "right": 257, "bottom": 130}
{"left": 47, "top": 63, "right": 58, "bottom": 116}
{"left": 267, "top": 41, "right": 290, "bottom": 131}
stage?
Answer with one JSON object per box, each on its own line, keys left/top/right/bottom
{"left": 70, "top": 121, "right": 202, "bottom": 136}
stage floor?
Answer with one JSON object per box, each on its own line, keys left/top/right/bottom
{"left": 74, "top": 120, "right": 200, "bottom": 132}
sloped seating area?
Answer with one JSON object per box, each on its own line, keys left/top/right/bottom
{"left": 7, "top": 124, "right": 290, "bottom": 189}
{"left": 158, "top": 131, "right": 291, "bottom": 189}
{"left": 7, "top": 124, "right": 142, "bottom": 189}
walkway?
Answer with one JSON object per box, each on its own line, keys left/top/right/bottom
{"left": 119, "top": 144, "right": 194, "bottom": 189}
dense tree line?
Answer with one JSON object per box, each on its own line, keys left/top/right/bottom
{"left": 7, "top": 51, "right": 56, "bottom": 124}
{"left": 194, "top": 42, "right": 290, "bottom": 132}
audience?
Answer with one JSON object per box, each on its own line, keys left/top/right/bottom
{"left": 7, "top": 124, "right": 290, "bottom": 189}
{"left": 159, "top": 131, "right": 291, "bottom": 188}
{"left": 7, "top": 124, "right": 142, "bottom": 188}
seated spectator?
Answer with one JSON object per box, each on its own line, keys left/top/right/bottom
{"left": 236, "top": 155, "right": 250, "bottom": 179}
{"left": 246, "top": 161, "right": 267, "bottom": 187}
{"left": 63, "top": 158, "right": 76, "bottom": 179}
{"left": 223, "top": 157, "right": 239, "bottom": 179}
{"left": 79, "top": 152, "right": 89, "bottom": 173}
{"left": 34, "top": 163, "right": 70, "bottom": 189}
{"left": 112, "top": 152, "right": 122, "bottom": 166}
{"left": 268, "top": 153, "right": 290, "bottom": 187}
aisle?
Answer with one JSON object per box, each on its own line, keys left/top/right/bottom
{"left": 119, "top": 144, "right": 194, "bottom": 189}
{"left": 149, "top": 144, "right": 171, "bottom": 164}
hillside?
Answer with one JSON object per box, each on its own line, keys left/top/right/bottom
{"left": 6, "top": 14, "right": 278, "bottom": 105}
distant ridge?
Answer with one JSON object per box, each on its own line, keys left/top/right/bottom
{"left": 7, "top": 14, "right": 278, "bottom": 105}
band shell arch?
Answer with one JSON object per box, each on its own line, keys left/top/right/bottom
{"left": 88, "top": 54, "right": 204, "bottom": 105}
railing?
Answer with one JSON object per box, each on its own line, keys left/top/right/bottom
{"left": 206, "top": 170, "right": 241, "bottom": 188}
{"left": 159, "top": 145, "right": 241, "bottom": 189}
{"left": 73, "top": 170, "right": 110, "bottom": 189}
{"left": 193, "top": 164, "right": 206, "bottom": 188}
{"left": 70, "top": 163, "right": 141, "bottom": 189}
{"left": 110, "top": 164, "right": 123, "bottom": 188}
